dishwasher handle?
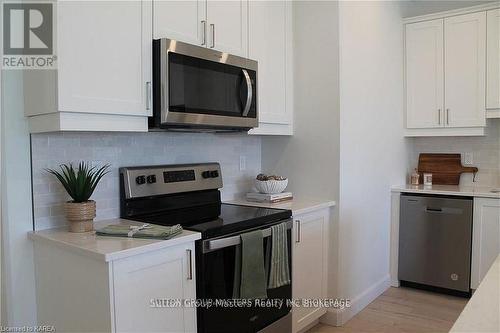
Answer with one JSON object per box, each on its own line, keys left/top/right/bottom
{"left": 424, "top": 206, "right": 464, "bottom": 215}
{"left": 425, "top": 207, "right": 443, "bottom": 213}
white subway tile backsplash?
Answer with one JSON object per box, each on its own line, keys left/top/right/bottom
{"left": 408, "top": 121, "right": 500, "bottom": 187}
{"left": 31, "top": 132, "right": 261, "bottom": 230}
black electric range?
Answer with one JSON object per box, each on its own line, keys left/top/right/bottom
{"left": 119, "top": 163, "right": 293, "bottom": 333}
{"left": 130, "top": 203, "right": 290, "bottom": 238}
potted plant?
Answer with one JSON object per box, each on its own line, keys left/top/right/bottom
{"left": 46, "top": 162, "right": 110, "bottom": 233}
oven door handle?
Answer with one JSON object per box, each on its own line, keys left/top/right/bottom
{"left": 242, "top": 69, "right": 253, "bottom": 117}
{"left": 202, "top": 219, "right": 292, "bottom": 253}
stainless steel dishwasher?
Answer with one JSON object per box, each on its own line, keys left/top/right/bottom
{"left": 398, "top": 194, "right": 473, "bottom": 296}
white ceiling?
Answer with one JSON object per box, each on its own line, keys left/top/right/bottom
{"left": 400, "top": 0, "right": 497, "bottom": 18}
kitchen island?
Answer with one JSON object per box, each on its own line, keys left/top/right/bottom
{"left": 451, "top": 255, "right": 500, "bottom": 332}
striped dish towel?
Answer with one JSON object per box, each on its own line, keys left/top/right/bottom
{"left": 268, "top": 222, "right": 291, "bottom": 288}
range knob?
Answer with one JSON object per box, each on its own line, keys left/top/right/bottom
{"left": 202, "top": 171, "right": 211, "bottom": 179}
{"left": 147, "top": 175, "right": 157, "bottom": 184}
{"left": 135, "top": 175, "right": 146, "bottom": 185}
{"left": 210, "top": 170, "right": 219, "bottom": 178}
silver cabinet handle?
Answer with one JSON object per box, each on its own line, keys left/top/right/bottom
{"left": 446, "top": 109, "right": 450, "bottom": 125}
{"left": 201, "top": 20, "right": 206, "bottom": 46}
{"left": 295, "top": 220, "right": 301, "bottom": 243}
{"left": 210, "top": 24, "right": 215, "bottom": 48}
{"left": 146, "top": 81, "right": 152, "bottom": 111}
{"left": 186, "top": 249, "right": 193, "bottom": 280}
{"left": 242, "top": 69, "right": 253, "bottom": 117}
{"left": 438, "top": 109, "right": 441, "bottom": 125}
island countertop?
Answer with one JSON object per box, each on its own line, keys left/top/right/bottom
{"left": 450, "top": 255, "right": 500, "bottom": 332}
{"left": 29, "top": 218, "right": 201, "bottom": 262}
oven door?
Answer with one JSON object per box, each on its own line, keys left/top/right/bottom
{"left": 196, "top": 220, "right": 292, "bottom": 333}
{"left": 156, "top": 39, "right": 258, "bottom": 130}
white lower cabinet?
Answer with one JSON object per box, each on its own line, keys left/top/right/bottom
{"left": 113, "top": 244, "right": 197, "bottom": 332}
{"left": 471, "top": 198, "right": 500, "bottom": 289}
{"left": 292, "top": 208, "right": 329, "bottom": 333}
{"left": 33, "top": 240, "right": 196, "bottom": 333}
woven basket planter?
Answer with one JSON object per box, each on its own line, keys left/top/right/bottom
{"left": 65, "top": 200, "right": 96, "bottom": 233}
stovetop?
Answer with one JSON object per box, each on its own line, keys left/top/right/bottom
{"left": 119, "top": 164, "right": 292, "bottom": 239}
{"left": 131, "top": 203, "right": 292, "bottom": 239}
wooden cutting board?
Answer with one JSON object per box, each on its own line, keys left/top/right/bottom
{"left": 417, "top": 153, "right": 478, "bottom": 185}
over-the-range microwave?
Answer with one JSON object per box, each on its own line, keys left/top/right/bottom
{"left": 150, "top": 38, "right": 258, "bottom": 132}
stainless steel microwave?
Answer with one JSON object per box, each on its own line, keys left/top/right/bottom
{"left": 151, "top": 38, "right": 258, "bottom": 132}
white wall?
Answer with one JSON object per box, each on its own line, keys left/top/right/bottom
{"left": 261, "top": 1, "right": 340, "bottom": 202}
{"left": 261, "top": 0, "right": 341, "bottom": 303}
{"left": 337, "top": 0, "right": 408, "bottom": 323}
{"left": 1, "top": 71, "right": 37, "bottom": 326}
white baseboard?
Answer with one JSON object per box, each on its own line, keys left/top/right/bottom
{"left": 319, "top": 308, "right": 342, "bottom": 326}
{"left": 297, "top": 319, "right": 319, "bottom": 333}
{"left": 321, "top": 275, "right": 391, "bottom": 327}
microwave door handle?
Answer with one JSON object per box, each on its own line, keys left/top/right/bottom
{"left": 242, "top": 69, "right": 253, "bottom": 117}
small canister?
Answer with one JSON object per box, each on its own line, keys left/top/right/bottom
{"left": 411, "top": 169, "right": 420, "bottom": 185}
{"left": 423, "top": 173, "right": 433, "bottom": 186}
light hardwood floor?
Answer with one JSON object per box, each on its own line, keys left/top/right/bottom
{"left": 307, "top": 287, "right": 468, "bottom": 333}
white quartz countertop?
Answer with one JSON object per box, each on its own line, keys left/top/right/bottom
{"left": 391, "top": 184, "right": 500, "bottom": 199}
{"left": 29, "top": 218, "right": 201, "bottom": 262}
{"left": 225, "top": 197, "right": 336, "bottom": 215}
{"left": 450, "top": 255, "right": 500, "bottom": 332}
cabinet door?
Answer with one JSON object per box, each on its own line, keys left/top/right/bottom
{"left": 57, "top": 1, "right": 152, "bottom": 116}
{"left": 113, "top": 243, "right": 196, "bottom": 333}
{"left": 292, "top": 209, "right": 329, "bottom": 333}
{"left": 487, "top": 9, "right": 500, "bottom": 110}
{"left": 153, "top": 0, "right": 206, "bottom": 45}
{"left": 206, "top": 0, "right": 248, "bottom": 57}
{"left": 471, "top": 198, "right": 500, "bottom": 289}
{"left": 405, "top": 19, "right": 444, "bottom": 129}
{"left": 444, "top": 12, "right": 486, "bottom": 127}
{"left": 248, "top": 1, "right": 291, "bottom": 125}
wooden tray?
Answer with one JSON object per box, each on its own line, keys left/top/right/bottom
{"left": 417, "top": 153, "right": 478, "bottom": 185}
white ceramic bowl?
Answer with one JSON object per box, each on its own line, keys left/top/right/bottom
{"left": 254, "top": 179, "right": 288, "bottom": 194}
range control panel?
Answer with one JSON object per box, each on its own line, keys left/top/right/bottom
{"left": 121, "top": 163, "right": 223, "bottom": 199}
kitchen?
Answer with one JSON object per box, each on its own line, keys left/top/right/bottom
{"left": 0, "top": 0, "right": 499, "bottom": 332}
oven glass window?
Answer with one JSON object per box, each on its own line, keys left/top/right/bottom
{"left": 196, "top": 230, "right": 291, "bottom": 333}
{"left": 168, "top": 52, "right": 256, "bottom": 118}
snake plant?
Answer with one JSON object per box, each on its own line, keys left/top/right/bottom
{"left": 46, "top": 162, "right": 110, "bottom": 203}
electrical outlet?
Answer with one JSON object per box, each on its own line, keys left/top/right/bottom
{"left": 239, "top": 155, "right": 246, "bottom": 171}
{"left": 463, "top": 152, "right": 474, "bottom": 165}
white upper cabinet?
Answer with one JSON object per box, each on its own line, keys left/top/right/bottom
{"left": 206, "top": 0, "right": 248, "bottom": 57}
{"left": 404, "top": 11, "right": 487, "bottom": 136}
{"left": 153, "top": 0, "right": 206, "bottom": 45}
{"left": 248, "top": 1, "right": 293, "bottom": 135}
{"left": 26, "top": 0, "right": 152, "bottom": 132}
{"left": 487, "top": 9, "right": 500, "bottom": 112}
{"left": 153, "top": 0, "right": 248, "bottom": 57}
{"left": 444, "top": 12, "right": 486, "bottom": 127}
{"left": 57, "top": 1, "right": 151, "bottom": 116}
{"left": 405, "top": 19, "right": 444, "bottom": 129}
